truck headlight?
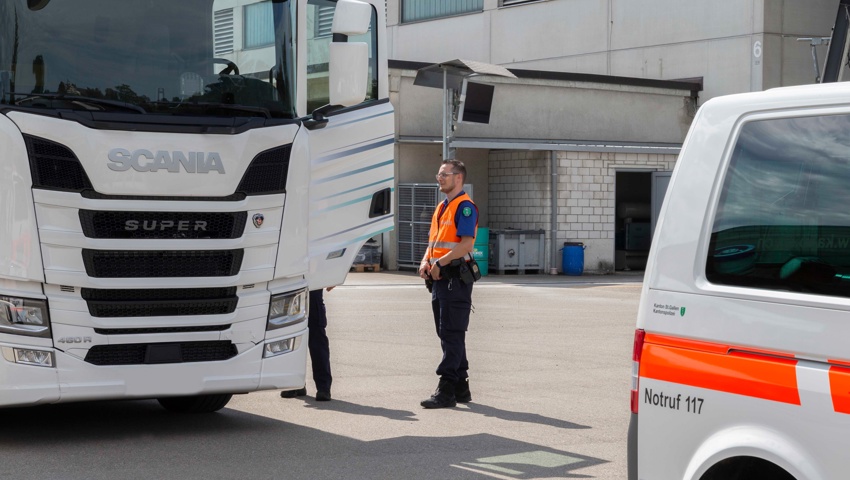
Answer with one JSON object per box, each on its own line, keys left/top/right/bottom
{"left": 267, "top": 288, "right": 307, "bottom": 330}
{"left": 0, "top": 296, "right": 51, "bottom": 337}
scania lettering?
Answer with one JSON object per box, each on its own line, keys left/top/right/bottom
{"left": 107, "top": 149, "right": 226, "bottom": 174}
{"left": 629, "top": 83, "right": 850, "bottom": 479}
{"left": 0, "top": 0, "right": 394, "bottom": 413}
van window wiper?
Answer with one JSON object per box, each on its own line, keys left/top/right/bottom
{"left": 13, "top": 93, "right": 147, "bottom": 113}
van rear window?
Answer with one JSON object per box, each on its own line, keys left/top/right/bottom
{"left": 707, "top": 113, "right": 850, "bottom": 297}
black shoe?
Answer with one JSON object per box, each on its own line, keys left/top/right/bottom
{"left": 455, "top": 378, "right": 471, "bottom": 403}
{"left": 280, "top": 387, "right": 307, "bottom": 398}
{"left": 420, "top": 380, "right": 457, "bottom": 409}
{"left": 315, "top": 391, "right": 331, "bottom": 401}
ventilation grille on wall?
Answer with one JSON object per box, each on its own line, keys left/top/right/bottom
{"left": 316, "top": 5, "right": 335, "bottom": 37}
{"left": 214, "top": 8, "right": 235, "bottom": 56}
{"left": 397, "top": 184, "right": 473, "bottom": 268}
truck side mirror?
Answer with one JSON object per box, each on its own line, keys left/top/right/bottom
{"left": 328, "top": 0, "right": 371, "bottom": 108}
{"left": 332, "top": 0, "right": 371, "bottom": 36}
{"left": 329, "top": 43, "right": 368, "bottom": 108}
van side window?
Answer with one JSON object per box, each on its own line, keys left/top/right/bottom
{"left": 306, "top": 0, "right": 379, "bottom": 113}
{"left": 707, "top": 114, "right": 850, "bottom": 297}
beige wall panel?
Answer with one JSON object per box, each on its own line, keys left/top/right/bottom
{"left": 490, "top": 0, "right": 608, "bottom": 64}
{"left": 504, "top": 52, "right": 609, "bottom": 76}
{"left": 389, "top": 12, "right": 491, "bottom": 64}
{"left": 772, "top": 0, "right": 837, "bottom": 35}
{"left": 611, "top": 0, "right": 755, "bottom": 49}
{"left": 610, "top": 37, "right": 752, "bottom": 102}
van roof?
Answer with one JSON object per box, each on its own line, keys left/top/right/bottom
{"left": 703, "top": 81, "right": 850, "bottom": 112}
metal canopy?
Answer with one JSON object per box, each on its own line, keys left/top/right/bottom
{"left": 413, "top": 59, "right": 517, "bottom": 89}
{"left": 414, "top": 59, "right": 516, "bottom": 160}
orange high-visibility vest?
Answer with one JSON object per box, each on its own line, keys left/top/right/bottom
{"left": 427, "top": 192, "right": 477, "bottom": 264}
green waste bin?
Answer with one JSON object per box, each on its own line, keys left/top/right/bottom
{"left": 473, "top": 227, "right": 489, "bottom": 276}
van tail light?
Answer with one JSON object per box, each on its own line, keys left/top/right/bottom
{"left": 631, "top": 329, "right": 646, "bottom": 414}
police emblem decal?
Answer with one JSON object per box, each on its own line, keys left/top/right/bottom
{"left": 252, "top": 213, "right": 264, "bottom": 228}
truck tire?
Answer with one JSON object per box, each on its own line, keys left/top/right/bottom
{"left": 157, "top": 394, "right": 233, "bottom": 413}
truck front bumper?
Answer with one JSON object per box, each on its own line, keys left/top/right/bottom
{"left": 0, "top": 327, "right": 308, "bottom": 408}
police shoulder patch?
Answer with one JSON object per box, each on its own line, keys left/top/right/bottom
{"left": 462, "top": 206, "right": 472, "bottom": 217}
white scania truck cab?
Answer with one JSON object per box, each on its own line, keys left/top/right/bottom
{"left": 0, "top": 0, "right": 394, "bottom": 412}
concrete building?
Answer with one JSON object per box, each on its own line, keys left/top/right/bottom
{"left": 382, "top": 0, "right": 840, "bottom": 274}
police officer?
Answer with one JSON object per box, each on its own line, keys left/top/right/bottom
{"left": 418, "top": 159, "right": 478, "bottom": 409}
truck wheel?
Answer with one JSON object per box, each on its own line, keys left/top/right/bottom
{"left": 157, "top": 394, "right": 233, "bottom": 413}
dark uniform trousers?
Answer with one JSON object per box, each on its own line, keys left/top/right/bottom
{"left": 308, "top": 289, "right": 332, "bottom": 392}
{"left": 431, "top": 277, "right": 473, "bottom": 384}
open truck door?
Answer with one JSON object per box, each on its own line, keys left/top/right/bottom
{"left": 300, "top": 0, "right": 394, "bottom": 289}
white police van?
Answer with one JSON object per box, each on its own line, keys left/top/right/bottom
{"left": 629, "top": 82, "right": 850, "bottom": 479}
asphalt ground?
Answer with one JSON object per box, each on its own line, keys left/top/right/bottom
{"left": 0, "top": 270, "right": 643, "bottom": 480}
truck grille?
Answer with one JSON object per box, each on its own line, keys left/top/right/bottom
{"left": 24, "top": 135, "right": 94, "bottom": 191}
{"left": 81, "top": 287, "right": 238, "bottom": 317}
{"left": 79, "top": 210, "right": 247, "bottom": 240}
{"left": 82, "top": 249, "right": 243, "bottom": 278}
{"left": 236, "top": 145, "right": 291, "bottom": 195}
{"left": 84, "top": 341, "right": 238, "bottom": 365}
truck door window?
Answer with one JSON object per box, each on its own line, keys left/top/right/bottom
{"left": 707, "top": 113, "right": 850, "bottom": 297}
{"left": 306, "top": 0, "right": 378, "bottom": 113}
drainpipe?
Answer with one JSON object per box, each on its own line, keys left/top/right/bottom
{"left": 549, "top": 150, "right": 559, "bottom": 275}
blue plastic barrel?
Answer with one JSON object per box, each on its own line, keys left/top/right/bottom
{"left": 562, "top": 242, "right": 585, "bottom": 276}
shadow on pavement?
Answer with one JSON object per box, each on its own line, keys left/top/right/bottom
{"left": 460, "top": 402, "right": 591, "bottom": 430}
{"left": 297, "top": 397, "right": 419, "bottom": 422}
{"left": 0, "top": 400, "right": 607, "bottom": 479}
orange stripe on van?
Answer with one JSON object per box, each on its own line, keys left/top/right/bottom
{"left": 828, "top": 359, "right": 850, "bottom": 368}
{"left": 643, "top": 333, "right": 730, "bottom": 355}
{"left": 641, "top": 335, "right": 800, "bottom": 405}
{"left": 828, "top": 366, "right": 850, "bottom": 414}
{"left": 645, "top": 333, "right": 795, "bottom": 359}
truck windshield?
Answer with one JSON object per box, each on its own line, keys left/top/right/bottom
{"left": 0, "top": 0, "right": 297, "bottom": 119}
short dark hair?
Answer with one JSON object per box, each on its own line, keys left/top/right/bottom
{"left": 442, "top": 159, "right": 467, "bottom": 182}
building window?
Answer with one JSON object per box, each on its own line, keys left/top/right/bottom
{"left": 706, "top": 113, "right": 850, "bottom": 298}
{"left": 401, "top": 0, "right": 482, "bottom": 23}
{"left": 501, "top": 0, "right": 543, "bottom": 6}
{"left": 244, "top": 1, "right": 274, "bottom": 49}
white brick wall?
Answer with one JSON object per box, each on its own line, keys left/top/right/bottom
{"left": 488, "top": 150, "right": 677, "bottom": 273}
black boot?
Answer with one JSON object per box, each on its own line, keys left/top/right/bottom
{"left": 420, "top": 379, "right": 457, "bottom": 409}
{"left": 455, "top": 378, "right": 471, "bottom": 403}
{"left": 315, "top": 391, "right": 331, "bottom": 401}
{"left": 280, "top": 387, "right": 307, "bottom": 398}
